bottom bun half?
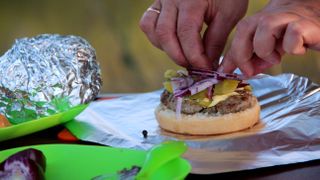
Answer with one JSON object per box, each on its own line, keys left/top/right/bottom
{"left": 155, "top": 98, "right": 260, "bottom": 135}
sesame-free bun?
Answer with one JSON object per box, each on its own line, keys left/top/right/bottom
{"left": 155, "top": 97, "right": 260, "bottom": 135}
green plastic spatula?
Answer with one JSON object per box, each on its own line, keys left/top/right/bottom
{"left": 93, "top": 141, "right": 191, "bottom": 180}
{"left": 136, "top": 141, "right": 189, "bottom": 179}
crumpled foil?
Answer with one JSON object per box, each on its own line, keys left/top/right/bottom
{"left": 0, "top": 34, "right": 102, "bottom": 124}
{"left": 66, "top": 73, "right": 320, "bottom": 174}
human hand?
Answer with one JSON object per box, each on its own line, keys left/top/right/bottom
{"left": 220, "top": 0, "right": 320, "bottom": 76}
{"left": 139, "top": 0, "right": 248, "bottom": 70}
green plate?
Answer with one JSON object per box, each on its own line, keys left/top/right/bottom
{"left": 0, "top": 144, "right": 191, "bottom": 180}
{"left": 0, "top": 104, "right": 87, "bottom": 142}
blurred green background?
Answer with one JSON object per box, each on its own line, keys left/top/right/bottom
{"left": 0, "top": 0, "right": 319, "bottom": 93}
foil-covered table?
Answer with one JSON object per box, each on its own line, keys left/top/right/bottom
{"left": 66, "top": 73, "right": 320, "bottom": 174}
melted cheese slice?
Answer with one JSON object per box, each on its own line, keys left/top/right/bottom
{"left": 208, "top": 92, "right": 239, "bottom": 107}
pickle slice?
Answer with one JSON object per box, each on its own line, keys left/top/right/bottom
{"left": 163, "top": 81, "right": 173, "bottom": 93}
{"left": 189, "top": 90, "right": 212, "bottom": 107}
{"left": 164, "top": 69, "right": 178, "bottom": 79}
{"left": 189, "top": 90, "right": 207, "bottom": 100}
{"left": 198, "top": 98, "right": 211, "bottom": 107}
{"left": 244, "top": 85, "right": 252, "bottom": 91}
{"left": 214, "top": 80, "right": 239, "bottom": 95}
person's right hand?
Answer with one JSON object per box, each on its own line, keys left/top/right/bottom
{"left": 220, "top": 0, "right": 320, "bottom": 77}
{"left": 139, "top": 0, "right": 248, "bottom": 70}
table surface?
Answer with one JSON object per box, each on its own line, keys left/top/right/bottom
{"left": 1, "top": 125, "right": 320, "bottom": 180}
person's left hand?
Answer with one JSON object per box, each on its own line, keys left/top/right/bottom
{"left": 220, "top": 0, "right": 320, "bottom": 77}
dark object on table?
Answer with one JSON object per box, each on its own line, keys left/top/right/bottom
{"left": 117, "top": 166, "right": 141, "bottom": 179}
{"left": 92, "top": 165, "right": 141, "bottom": 180}
{"left": 142, "top": 130, "right": 148, "bottom": 139}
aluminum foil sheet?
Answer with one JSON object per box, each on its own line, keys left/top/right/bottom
{"left": 0, "top": 34, "right": 102, "bottom": 124}
{"left": 66, "top": 73, "right": 320, "bottom": 174}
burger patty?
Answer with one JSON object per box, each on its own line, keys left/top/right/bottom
{"left": 160, "top": 90, "right": 255, "bottom": 115}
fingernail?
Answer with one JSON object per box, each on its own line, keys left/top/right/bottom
{"left": 219, "top": 56, "right": 224, "bottom": 64}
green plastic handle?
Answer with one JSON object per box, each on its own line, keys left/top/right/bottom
{"left": 135, "top": 141, "right": 187, "bottom": 179}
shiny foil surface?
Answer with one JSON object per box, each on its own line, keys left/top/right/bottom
{"left": 0, "top": 34, "right": 102, "bottom": 123}
{"left": 67, "top": 73, "right": 320, "bottom": 174}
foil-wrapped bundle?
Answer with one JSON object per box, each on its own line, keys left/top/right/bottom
{"left": 0, "top": 34, "right": 102, "bottom": 124}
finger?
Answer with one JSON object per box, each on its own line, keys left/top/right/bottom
{"left": 260, "top": 51, "right": 281, "bottom": 65}
{"left": 252, "top": 50, "right": 281, "bottom": 74}
{"left": 253, "top": 14, "right": 298, "bottom": 62}
{"left": 221, "top": 53, "right": 278, "bottom": 75}
{"left": 251, "top": 55, "right": 275, "bottom": 75}
{"left": 139, "top": 0, "right": 162, "bottom": 49}
{"left": 222, "top": 17, "right": 258, "bottom": 76}
{"left": 283, "top": 19, "right": 320, "bottom": 55}
{"left": 204, "top": 14, "right": 235, "bottom": 70}
{"left": 275, "top": 37, "right": 285, "bottom": 56}
{"left": 177, "top": 1, "right": 212, "bottom": 70}
{"left": 220, "top": 50, "right": 276, "bottom": 75}
{"left": 219, "top": 55, "right": 237, "bottom": 73}
{"left": 155, "top": 0, "right": 188, "bottom": 67}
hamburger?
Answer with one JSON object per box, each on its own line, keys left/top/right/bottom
{"left": 155, "top": 69, "right": 260, "bottom": 135}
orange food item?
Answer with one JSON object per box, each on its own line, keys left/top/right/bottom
{"left": 0, "top": 114, "right": 11, "bottom": 128}
{"left": 57, "top": 128, "right": 78, "bottom": 142}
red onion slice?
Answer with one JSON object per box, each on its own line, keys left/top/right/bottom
{"left": 188, "top": 68, "right": 247, "bottom": 80}
{"left": 188, "top": 78, "right": 219, "bottom": 95}
{"left": 207, "top": 86, "right": 213, "bottom": 99}
{"left": 174, "top": 89, "right": 189, "bottom": 97}
{"left": 175, "top": 97, "right": 183, "bottom": 120}
{"left": 171, "top": 77, "right": 194, "bottom": 93}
